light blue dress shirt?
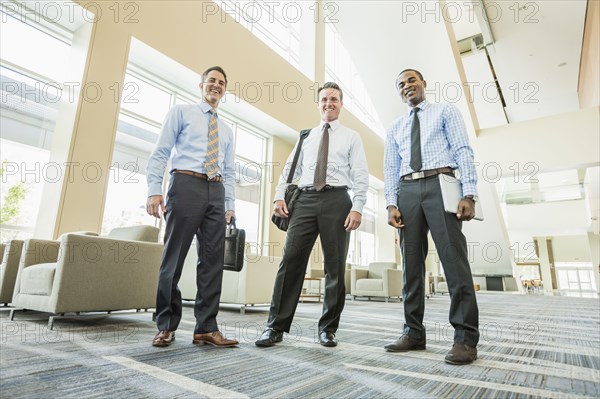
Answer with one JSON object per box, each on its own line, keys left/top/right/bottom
{"left": 384, "top": 100, "right": 477, "bottom": 208}
{"left": 147, "top": 101, "right": 235, "bottom": 211}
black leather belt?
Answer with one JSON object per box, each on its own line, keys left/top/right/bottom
{"left": 401, "top": 167, "right": 455, "bottom": 181}
{"left": 172, "top": 170, "right": 222, "bottom": 182}
{"left": 300, "top": 185, "right": 348, "bottom": 192}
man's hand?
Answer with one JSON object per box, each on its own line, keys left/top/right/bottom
{"left": 387, "top": 206, "right": 404, "bottom": 228}
{"left": 147, "top": 195, "right": 165, "bottom": 218}
{"left": 273, "top": 200, "right": 289, "bottom": 218}
{"left": 344, "top": 211, "right": 362, "bottom": 232}
{"left": 456, "top": 198, "right": 475, "bottom": 221}
{"left": 225, "top": 210, "right": 236, "bottom": 224}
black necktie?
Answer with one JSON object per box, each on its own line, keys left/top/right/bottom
{"left": 410, "top": 107, "right": 422, "bottom": 172}
{"left": 313, "top": 123, "right": 330, "bottom": 191}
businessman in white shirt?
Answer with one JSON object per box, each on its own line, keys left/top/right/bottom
{"left": 256, "top": 82, "right": 369, "bottom": 348}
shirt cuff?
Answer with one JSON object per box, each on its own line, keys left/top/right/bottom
{"left": 461, "top": 182, "right": 477, "bottom": 197}
{"left": 148, "top": 184, "right": 163, "bottom": 197}
{"left": 351, "top": 201, "right": 365, "bottom": 214}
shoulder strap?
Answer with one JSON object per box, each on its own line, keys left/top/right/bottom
{"left": 286, "top": 129, "right": 311, "bottom": 184}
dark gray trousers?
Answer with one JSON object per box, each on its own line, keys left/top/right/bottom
{"left": 397, "top": 174, "right": 479, "bottom": 347}
{"left": 267, "top": 189, "right": 352, "bottom": 333}
{"left": 155, "top": 173, "right": 225, "bottom": 334}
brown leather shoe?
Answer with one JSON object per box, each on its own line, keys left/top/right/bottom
{"left": 384, "top": 334, "right": 426, "bottom": 352}
{"left": 444, "top": 343, "right": 477, "bottom": 365}
{"left": 152, "top": 330, "right": 175, "bottom": 347}
{"left": 192, "top": 331, "right": 238, "bottom": 347}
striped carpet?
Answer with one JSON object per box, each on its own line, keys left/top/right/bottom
{"left": 1, "top": 292, "right": 598, "bottom": 398}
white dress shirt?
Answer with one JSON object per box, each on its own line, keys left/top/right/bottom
{"left": 274, "top": 119, "right": 369, "bottom": 214}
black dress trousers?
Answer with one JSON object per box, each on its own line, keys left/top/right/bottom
{"left": 267, "top": 189, "right": 352, "bottom": 334}
{"left": 397, "top": 174, "right": 479, "bottom": 347}
{"left": 155, "top": 173, "right": 226, "bottom": 334}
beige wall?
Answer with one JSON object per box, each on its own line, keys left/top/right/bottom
{"left": 579, "top": 0, "right": 600, "bottom": 108}
{"left": 38, "top": 1, "right": 384, "bottom": 238}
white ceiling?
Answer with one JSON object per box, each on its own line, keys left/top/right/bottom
{"left": 333, "top": 0, "right": 588, "bottom": 130}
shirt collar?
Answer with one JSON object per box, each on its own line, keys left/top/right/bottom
{"left": 198, "top": 101, "right": 217, "bottom": 116}
{"left": 320, "top": 119, "right": 340, "bottom": 131}
{"left": 408, "top": 99, "right": 429, "bottom": 115}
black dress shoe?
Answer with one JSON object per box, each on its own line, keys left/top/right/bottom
{"left": 318, "top": 331, "right": 337, "bottom": 347}
{"left": 255, "top": 328, "right": 283, "bottom": 347}
{"left": 444, "top": 343, "right": 477, "bottom": 365}
{"left": 384, "top": 334, "right": 426, "bottom": 352}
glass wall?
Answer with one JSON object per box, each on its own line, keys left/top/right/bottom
{"left": 0, "top": 6, "right": 76, "bottom": 241}
{"left": 347, "top": 189, "right": 377, "bottom": 266}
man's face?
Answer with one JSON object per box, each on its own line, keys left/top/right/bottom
{"left": 318, "top": 88, "right": 343, "bottom": 122}
{"left": 397, "top": 71, "right": 426, "bottom": 107}
{"left": 200, "top": 70, "right": 226, "bottom": 107}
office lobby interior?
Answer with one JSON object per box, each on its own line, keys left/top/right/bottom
{"left": 0, "top": 0, "right": 598, "bottom": 398}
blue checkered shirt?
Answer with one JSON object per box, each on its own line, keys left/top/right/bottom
{"left": 384, "top": 100, "right": 477, "bottom": 208}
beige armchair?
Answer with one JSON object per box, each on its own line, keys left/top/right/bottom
{"left": 351, "top": 262, "right": 402, "bottom": 302}
{"left": 10, "top": 226, "right": 163, "bottom": 328}
{"left": 0, "top": 240, "right": 23, "bottom": 305}
{"left": 0, "top": 230, "right": 128, "bottom": 307}
{"left": 180, "top": 246, "right": 280, "bottom": 314}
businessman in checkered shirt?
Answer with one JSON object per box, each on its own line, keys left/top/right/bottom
{"left": 383, "top": 69, "right": 480, "bottom": 365}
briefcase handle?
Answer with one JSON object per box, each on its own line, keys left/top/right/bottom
{"left": 227, "top": 216, "right": 237, "bottom": 231}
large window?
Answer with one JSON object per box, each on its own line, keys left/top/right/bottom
{"left": 555, "top": 262, "right": 597, "bottom": 297}
{"left": 213, "top": 1, "right": 302, "bottom": 71}
{"left": 0, "top": 5, "right": 76, "bottom": 241}
{"left": 325, "top": 24, "right": 385, "bottom": 137}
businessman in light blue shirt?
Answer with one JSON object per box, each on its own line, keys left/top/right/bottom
{"left": 146, "top": 66, "right": 238, "bottom": 348}
{"left": 383, "top": 69, "right": 479, "bottom": 365}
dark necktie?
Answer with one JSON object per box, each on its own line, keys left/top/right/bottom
{"left": 206, "top": 110, "right": 219, "bottom": 179}
{"left": 410, "top": 107, "right": 422, "bottom": 172}
{"left": 313, "top": 123, "right": 330, "bottom": 191}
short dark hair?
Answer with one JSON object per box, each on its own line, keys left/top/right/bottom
{"left": 317, "top": 82, "right": 343, "bottom": 102}
{"left": 396, "top": 69, "right": 424, "bottom": 88}
{"left": 202, "top": 66, "right": 227, "bottom": 85}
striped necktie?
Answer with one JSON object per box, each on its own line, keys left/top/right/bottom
{"left": 206, "top": 109, "right": 219, "bottom": 179}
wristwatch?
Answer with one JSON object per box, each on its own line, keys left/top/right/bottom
{"left": 464, "top": 195, "right": 477, "bottom": 203}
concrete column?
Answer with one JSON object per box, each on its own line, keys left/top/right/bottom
{"left": 535, "top": 237, "right": 554, "bottom": 295}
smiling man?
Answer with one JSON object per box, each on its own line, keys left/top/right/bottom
{"left": 255, "top": 82, "right": 369, "bottom": 348}
{"left": 384, "top": 69, "right": 480, "bottom": 365}
{"left": 146, "top": 66, "right": 238, "bottom": 348}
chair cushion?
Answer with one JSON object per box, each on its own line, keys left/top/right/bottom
{"left": 20, "top": 263, "right": 56, "bottom": 295}
{"left": 356, "top": 278, "right": 383, "bottom": 291}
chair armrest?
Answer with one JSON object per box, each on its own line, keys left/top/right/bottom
{"left": 0, "top": 240, "right": 23, "bottom": 303}
{"left": 383, "top": 268, "right": 403, "bottom": 297}
{"left": 13, "top": 239, "right": 60, "bottom": 300}
{"left": 351, "top": 269, "right": 368, "bottom": 293}
{"left": 20, "top": 239, "right": 60, "bottom": 267}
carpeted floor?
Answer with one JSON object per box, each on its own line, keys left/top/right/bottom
{"left": 1, "top": 292, "right": 599, "bottom": 398}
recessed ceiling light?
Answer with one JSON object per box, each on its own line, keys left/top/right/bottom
{"left": 558, "top": 62, "right": 567, "bottom": 67}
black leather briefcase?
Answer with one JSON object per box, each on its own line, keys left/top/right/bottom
{"left": 224, "top": 220, "right": 245, "bottom": 272}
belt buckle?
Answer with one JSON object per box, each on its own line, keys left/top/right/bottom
{"left": 411, "top": 171, "right": 425, "bottom": 180}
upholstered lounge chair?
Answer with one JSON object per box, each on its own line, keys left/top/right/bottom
{"left": 351, "top": 262, "right": 403, "bottom": 302}
{"left": 10, "top": 226, "right": 162, "bottom": 328}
